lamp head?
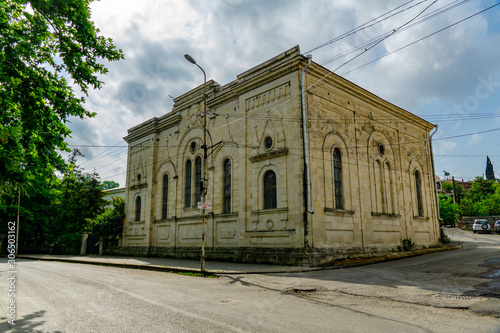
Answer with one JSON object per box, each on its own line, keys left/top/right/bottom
{"left": 184, "top": 54, "right": 197, "bottom": 65}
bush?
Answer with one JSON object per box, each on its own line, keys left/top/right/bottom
{"left": 440, "top": 228, "right": 451, "bottom": 244}
{"left": 402, "top": 238, "right": 416, "bottom": 251}
{"left": 86, "top": 197, "right": 125, "bottom": 240}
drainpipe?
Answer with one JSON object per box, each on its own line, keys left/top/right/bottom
{"left": 302, "top": 55, "right": 313, "bottom": 216}
{"left": 429, "top": 125, "right": 441, "bottom": 238}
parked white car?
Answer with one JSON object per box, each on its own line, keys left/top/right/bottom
{"left": 473, "top": 219, "right": 491, "bottom": 234}
{"left": 494, "top": 221, "right": 500, "bottom": 233}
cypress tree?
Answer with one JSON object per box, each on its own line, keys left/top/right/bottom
{"left": 485, "top": 156, "right": 495, "bottom": 181}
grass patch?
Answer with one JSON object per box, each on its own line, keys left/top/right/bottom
{"left": 173, "top": 271, "right": 217, "bottom": 278}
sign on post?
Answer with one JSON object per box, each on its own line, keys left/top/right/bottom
{"left": 197, "top": 202, "right": 212, "bottom": 209}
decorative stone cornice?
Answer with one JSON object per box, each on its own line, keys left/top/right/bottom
{"left": 249, "top": 148, "right": 288, "bottom": 163}
{"left": 130, "top": 183, "right": 148, "bottom": 190}
{"left": 250, "top": 207, "right": 288, "bottom": 215}
{"left": 173, "top": 46, "right": 302, "bottom": 113}
{"left": 371, "top": 212, "right": 401, "bottom": 218}
{"left": 324, "top": 208, "right": 355, "bottom": 216}
{"left": 124, "top": 113, "right": 182, "bottom": 143}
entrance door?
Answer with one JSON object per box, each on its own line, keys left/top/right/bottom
{"left": 86, "top": 234, "right": 100, "bottom": 255}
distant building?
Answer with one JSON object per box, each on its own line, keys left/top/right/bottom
{"left": 103, "top": 186, "right": 126, "bottom": 207}
{"left": 435, "top": 177, "right": 472, "bottom": 204}
{"left": 120, "top": 46, "right": 440, "bottom": 265}
{"left": 436, "top": 176, "right": 443, "bottom": 193}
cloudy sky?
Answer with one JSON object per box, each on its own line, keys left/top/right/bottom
{"left": 68, "top": 0, "right": 500, "bottom": 186}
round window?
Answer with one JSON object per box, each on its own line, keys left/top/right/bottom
{"left": 378, "top": 144, "right": 385, "bottom": 156}
{"left": 190, "top": 141, "right": 197, "bottom": 153}
{"left": 264, "top": 136, "right": 273, "bottom": 149}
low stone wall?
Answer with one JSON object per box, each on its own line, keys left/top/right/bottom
{"left": 106, "top": 244, "right": 438, "bottom": 266}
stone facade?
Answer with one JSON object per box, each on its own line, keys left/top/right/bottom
{"left": 120, "top": 46, "right": 440, "bottom": 265}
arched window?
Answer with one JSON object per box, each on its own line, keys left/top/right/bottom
{"left": 185, "top": 160, "right": 192, "bottom": 208}
{"left": 333, "top": 148, "right": 342, "bottom": 209}
{"left": 374, "top": 159, "right": 384, "bottom": 213}
{"left": 264, "top": 170, "right": 277, "bottom": 209}
{"left": 135, "top": 196, "right": 141, "bottom": 222}
{"left": 162, "top": 174, "right": 168, "bottom": 219}
{"left": 384, "top": 162, "right": 393, "bottom": 213}
{"left": 415, "top": 170, "right": 423, "bottom": 216}
{"left": 223, "top": 159, "right": 231, "bottom": 213}
{"left": 195, "top": 156, "right": 202, "bottom": 205}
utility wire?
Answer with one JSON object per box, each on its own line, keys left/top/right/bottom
{"left": 92, "top": 124, "right": 500, "bottom": 182}
{"left": 341, "top": 2, "right": 500, "bottom": 76}
{"left": 305, "top": 0, "right": 423, "bottom": 54}
{"left": 79, "top": 140, "right": 124, "bottom": 167}
{"left": 82, "top": 3, "right": 500, "bottom": 182}
{"left": 320, "top": 0, "right": 470, "bottom": 66}
{"left": 332, "top": 0, "right": 438, "bottom": 73}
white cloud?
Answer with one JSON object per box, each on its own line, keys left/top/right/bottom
{"left": 68, "top": 0, "right": 500, "bottom": 184}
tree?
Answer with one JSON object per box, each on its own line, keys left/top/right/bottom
{"left": 441, "top": 181, "right": 464, "bottom": 204}
{"left": 442, "top": 182, "right": 453, "bottom": 192}
{"left": 465, "top": 177, "right": 497, "bottom": 202}
{"left": 460, "top": 177, "right": 500, "bottom": 216}
{"left": 0, "top": 149, "right": 107, "bottom": 253}
{"left": 101, "top": 180, "right": 120, "bottom": 190}
{"left": 439, "top": 193, "right": 459, "bottom": 227}
{"left": 0, "top": 0, "right": 123, "bottom": 194}
{"left": 485, "top": 156, "right": 495, "bottom": 181}
{"left": 55, "top": 149, "right": 106, "bottom": 251}
{"left": 87, "top": 197, "right": 125, "bottom": 247}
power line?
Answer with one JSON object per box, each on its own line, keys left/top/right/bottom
{"left": 68, "top": 125, "right": 500, "bottom": 152}
{"left": 433, "top": 127, "right": 500, "bottom": 141}
{"left": 80, "top": 3, "right": 500, "bottom": 182}
{"left": 319, "top": 0, "right": 471, "bottom": 66}
{"left": 436, "top": 155, "right": 500, "bottom": 157}
{"left": 92, "top": 124, "right": 500, "bottom": 182}
{"left": 340, "top": 2, "right": 500, "bottom": 76}
{"left": 305, "top": 0, "right": 424, "bottom": 54}
{"left": 79, "top": 140, "right": 124, "bottom": 168}
{"left": 328, "top": 0, "right": 439, "bottom": 75}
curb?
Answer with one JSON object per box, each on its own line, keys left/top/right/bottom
{"left": 17, "top": 255, "right": 215, "bottom": 276}
{"left": 17, "top": 245, "right": 458, "bottom": 275}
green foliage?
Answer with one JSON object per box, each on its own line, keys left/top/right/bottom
{"left": 486, "top": 156, "right": 495, "bottom": 181}
{"left": 55, "top": 150, "right": 106, "bottom": 250}
{"left": 0, "top": 0, "right": 123, "bottom": 194}
{"left": 101, "top": 180, "right": 120, "bottom": 190}
{"left": 459, "top": 177, "right": 500, "bottom": 216}
{"left": 0, "top": 149, "right": 107, "bottom": 253}
{"left": 442, "top": 182, "right": 453, "bottom": 191}
{"left": 401, "top": 238, "right": 416, "bottom": 251}
{"left": 438, "top": 193, "right": 459, "bottom": 226}
{"left": 440, "top": 228, "right": 451, "bottom": 244}
{"left": 0, "top": 124, "right": 26, "bottom": 195}
{"left": 441, "top": 182, "right": 464, "bottom": 196}
{"left": 466, "top": 177, "right": 497, "bottom": 201}
{"left": 87, "top": 197, "right": 125, "bottom": 240}
{"left": 174, "top": 272, "right": 217, "bottom": 278}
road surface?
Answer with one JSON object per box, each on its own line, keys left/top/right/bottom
{"left": 0, "top": 228, "right": 499, "bottom": 332}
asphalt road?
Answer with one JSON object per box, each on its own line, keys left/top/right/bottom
{"left": 1, "top": 228, "right": 500, "bottom": 332}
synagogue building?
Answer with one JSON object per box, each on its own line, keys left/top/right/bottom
{"left": 120, "top": 46, "right": 440, "bottom": 265}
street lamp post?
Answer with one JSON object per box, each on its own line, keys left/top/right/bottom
{"left": 184, "top": 54, "right": 207, "bottom": 272}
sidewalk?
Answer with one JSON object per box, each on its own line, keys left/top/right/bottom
{"left": 17, "top": 244, "right": 457, "bottom": 275}
{"left": 16, "top": 254, "right": 320, "bottom": 275}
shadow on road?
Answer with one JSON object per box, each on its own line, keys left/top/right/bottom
{"left": 0, "top": 310, "right": 62, "bottom": 333}
{"left": 227, "top": 229, "right": 500, "bottom": 302}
